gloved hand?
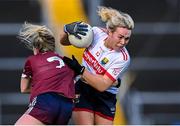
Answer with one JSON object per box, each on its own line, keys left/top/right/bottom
{"left": 64, "top": 21, "right": 88, "bottom": 39}
{"left": 63, "top": 55, "right": 85, "bottom": 75}
{"left": 113, "top": 78, "right": 121, "bottom": 88}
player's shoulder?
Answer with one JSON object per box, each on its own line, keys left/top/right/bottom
{"left": 23, "top": 55, "right": 35, "bottom": 66}
{"left": 92, "top": 26, "right": 107, "bottom": 32}
{"left": 92, "top": 26, "right": 104, "bottom": 30}
{"left": 47, "top": 51, "right": 63, "bottom": 59}
{"left": 26, "top": 55, "right": 35, "bottom": 61}
{"left": 116, "top": 47, "right": 130, "bottom": 62}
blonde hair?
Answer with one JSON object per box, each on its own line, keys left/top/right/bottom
{"left": 18, "top": 22, "right": 55, "bottom": 52}
{"left": 97, "top": 6, "right": 134, "bottom": 31}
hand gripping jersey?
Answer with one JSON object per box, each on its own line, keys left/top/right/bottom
{"left": 22, "top": 51, "right": 75, "bottom": 101}
{"left": 82, "top": 27, "right": 130, "bottom": 94}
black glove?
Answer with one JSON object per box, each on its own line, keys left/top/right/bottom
{"left": 116, "top": 78, "right": 121, "bottom": 88}
{"left": 63, "top": 55, "right": 85, "bottom": 75}
{"left": 113, "top": 78, "right": 121, "bottom": 88}
{"left": 64, "top": 21, "right": 88, "bottom": 39}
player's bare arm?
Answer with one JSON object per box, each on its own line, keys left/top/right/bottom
{"left": 63, "top": 55, "right": 116, "bottom": 92}
{"left": 82, "top": 70, "right": 114, "bottom": 92}
{"left": 59, "top": 31, "right": 71, "bottom": 45}
{"left": 20, "top": 77, "right": 31, "bottom": 93}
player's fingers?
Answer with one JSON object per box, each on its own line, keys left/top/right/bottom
{"left": 78, "top": 28, "right": 88, "bottom": 32}
{"left": 72, "top": 55, "right": 75, "bottom": 59}
{"left": 63, "top": 56, "right": 71, "bottom": 63}
{"left": 78, "top": 24, "right": 88, "bottom": 28}
{"left": 72, "top": 55, "right": 78, "bottom": 62}
{"left": 77, "top": 31, "right": 87, "bottom": 36}
{"left": 74, "top": 34, "right": 82, "bottom": 39}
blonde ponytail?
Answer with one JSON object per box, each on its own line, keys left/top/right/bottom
{"left": 18, "top": 22, "right": 55, "bottom": 52}
{"left": 97, "top": 6, "right": 134, "bottom": 31}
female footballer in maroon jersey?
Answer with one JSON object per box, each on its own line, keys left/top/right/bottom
{"left": 15, "top": 23, "right": 76, "bottom": 125}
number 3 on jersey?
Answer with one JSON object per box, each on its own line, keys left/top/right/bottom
{"left": 47, "top": 56, "right": 65, "bottom": 68}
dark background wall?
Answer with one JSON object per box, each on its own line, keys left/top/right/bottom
{"left": 0, "top": 0, "right": 41, "bottom": 124}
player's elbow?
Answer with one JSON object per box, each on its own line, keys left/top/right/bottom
{"left": 20, "top": 88, "right": 29, "bottom": 93}
{"left": 96, "top": 84, "right": 109, "bottom": 92}
{"left": 97, "top": 88, "right": 106, "bottom": 92}
{"left": 20, "top": 78, "right": 31, "bottom": 93}
{"left": 20, "top": 86, "right": 30, "bottom": 93}
{"left": 59, "top": 32, "right": 70, "bottom": 45}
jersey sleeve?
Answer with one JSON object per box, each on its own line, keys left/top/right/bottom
{"left": 92, "top": 26, "right": 99, "bottom": 35}
{"left": 91, "top": 27, "right": 99, "bottom": 46}
{"left": 105, "top": 59, "right": 130, "bottom": 82}
{"left": 21, "top": 58, "right": 32, "bottom": 78}
{"left": 90, "top": 27, "right": 107, "bottom": 47}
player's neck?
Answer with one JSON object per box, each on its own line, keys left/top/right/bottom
{"left": 104, "top": 38, "right": 111, "bottom": 49}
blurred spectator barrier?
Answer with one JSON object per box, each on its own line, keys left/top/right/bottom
{"left": 124, "top": 91, "right": 180, "bottom": 125}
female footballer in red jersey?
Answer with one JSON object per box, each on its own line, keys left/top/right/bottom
{"left": 15, "top": 23, "right": 77, "bottom": 125}
{"left": 60, "top": 6, "right": 134, "bottom": 125}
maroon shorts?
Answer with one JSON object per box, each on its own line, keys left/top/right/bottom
{"left": 26, "top": 92, "right": 73, "bottom": 125}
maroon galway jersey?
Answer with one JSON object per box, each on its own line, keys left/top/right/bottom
{"left": 22, "top": 51, "right": 75, "bottom": 101}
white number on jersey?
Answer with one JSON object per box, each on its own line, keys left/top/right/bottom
{"left": 47, "top": 56, "right": 65, "bottom": 68}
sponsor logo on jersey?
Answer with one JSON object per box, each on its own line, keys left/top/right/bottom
{"left": 101, "top": 57, "right": 109, "bottom": 65}
{"left": 96, "top": 51, "right": 100, "bottom": 57}
{"left": 95, "top": 47, "right": 103, "bottom": 57}
{"left": 112, "top": 68, "right": 121, "bottom": 76}
{"left": 83, "top": 50, "right": 106, "bottom": 74}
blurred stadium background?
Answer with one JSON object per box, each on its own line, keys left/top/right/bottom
{"left": 0, "top": 0, "right": 180, "bottom": 125}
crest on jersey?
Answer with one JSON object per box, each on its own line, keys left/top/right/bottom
{"left": 101, "top": 57, "right": 109, "bottom": 65}
{"left": 112, "top": 68, "right": 121, "bottom": 76}
{"left": 96, "top": 51, "right": 100, "bottom": 57}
